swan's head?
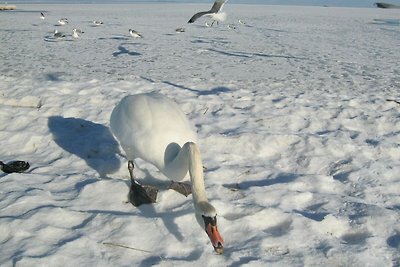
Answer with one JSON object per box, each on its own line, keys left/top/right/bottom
{"left": 195, "top": 201, "right": 224, "bottom": 254}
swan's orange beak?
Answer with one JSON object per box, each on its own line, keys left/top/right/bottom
{"left": 206, "top": 223, "right": 224, "bottom": 254}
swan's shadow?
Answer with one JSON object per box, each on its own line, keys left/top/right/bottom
{"left": 135, "top": 197, "right": 203, "bottom": 264}
{"left": 47, "top": 116, "right": 121, "bottom": 177}
{"left": 139, "top": 250, "right": 202, "bottom": 266}
{"left": 121, "top": 166, "right": 194, "bottom": 242}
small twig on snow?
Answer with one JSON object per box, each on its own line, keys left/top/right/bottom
{"left": 103, "top": 242, "right": 164, "bottom": 260}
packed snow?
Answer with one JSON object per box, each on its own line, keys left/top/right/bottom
{"left": 0, "top": 3, "right": 399, "bottom": 266}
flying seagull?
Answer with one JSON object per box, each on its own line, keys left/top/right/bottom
{"left": 188, "top": 0, "right": 228, "bottom": 26}
{"left": 375, "top": 2, "right": 400, "bottom": 8}
{"left": 40, "top": 12, "right": 45, "bottom": 20}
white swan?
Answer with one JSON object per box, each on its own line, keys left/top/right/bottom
{"left": 110, "top": 93, "right": 224, "bottom": 254}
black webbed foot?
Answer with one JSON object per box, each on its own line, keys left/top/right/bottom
{"left": 128, "top": 181, "right": 158, "bottom": 206}
{"left": 169, "top": 181, "right": 192, "bottom": 197}
{"left": 127, "top": 160, "right": 158, "bottom": 206}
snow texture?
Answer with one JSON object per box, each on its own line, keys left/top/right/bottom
{"left": 0, "top": 3, "right": 399, "bottom": 266}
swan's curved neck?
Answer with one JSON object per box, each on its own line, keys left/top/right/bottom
{"left": 186, "top": 142, "right": 208, "bottom": 203}
{"left": 165, "top": 142, "right": 208, "bottom": 204}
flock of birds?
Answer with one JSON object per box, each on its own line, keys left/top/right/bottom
{"left": 39, "top": 0, "right": 246, "bottom": 41}
{"left": 40, "top": 12, "right": 113, "bottom": 40}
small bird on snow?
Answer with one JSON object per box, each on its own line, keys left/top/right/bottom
{"left": 58, "top": 18, "right": 68, "bottom": 25}
{"left": 93, "top": 20, "right": 103, "bottom": 26}
{"left": 54, "top": 29, "right": 66, "bottom": 38}
{"left": 129, "top": 29, "right": 142, "bottom": 38}
{"left": 72, "top": 28, "right": 84, "bottom": 38}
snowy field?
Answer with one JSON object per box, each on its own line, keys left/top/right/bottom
{"left": 1, "top": 3, "right": 400, "bottom": 266}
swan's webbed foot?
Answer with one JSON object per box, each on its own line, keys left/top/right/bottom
{"left": 127, "top": 160, "right": 158, "bottom": 206}
{"left": 129, "top": 181, "right": 158, "bottom": 206}
{"left": 169, "top": 181, "right": 192, "bottom": 197}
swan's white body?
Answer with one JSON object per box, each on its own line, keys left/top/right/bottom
{"left": 110, "top": 93, "right": 197, "bottom": 180}
{"left": 110, "top": 93, "right": 224, "bottom": 253}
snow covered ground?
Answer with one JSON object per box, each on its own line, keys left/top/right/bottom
{"left": 1, "top": 3, "right": 399, "bottom": 266}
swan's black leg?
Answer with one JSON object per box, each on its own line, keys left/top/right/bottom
{"left": 128, "top": 160, "right": 135, "bottom": 181}
{"left": 169, "top": 181, "right": 192, "bottom": 197}
{"left": 127, "top": 160, "right": 158, "bottom": 206}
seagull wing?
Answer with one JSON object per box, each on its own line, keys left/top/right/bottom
{"left": 188, "top": 11, "right": 212, "bottom": 23}
{"left": 187, "top": 0, "right": 228, "bottom": 23}
{"left": 210, "top": 0, "right": 228, "bottom": 13}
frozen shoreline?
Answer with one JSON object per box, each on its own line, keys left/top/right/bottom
{"left": 1, "top": 3, "right": 400, "bottom": 266}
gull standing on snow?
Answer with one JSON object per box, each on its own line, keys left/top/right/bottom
{"left": 188, "top": 0, "right": 228, "bottom": 26}
{"left": 175, "top": 27, "right": 185, "bottom": 33}
{"left": 93, "top": 20, "right": 103, "bottom": 26}
{"left": 54, "top": 29, "right": 66, "bottom": 39}
{"left": 72, "top": 28, "right": 84, "bottom": 38}
{"left": 58, "top": 18, "right": 68, "bottom": 25}
{"left": 129, "top": 29, "right": 142, "bottom": 38}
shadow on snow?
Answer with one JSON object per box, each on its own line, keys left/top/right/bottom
{"left": 47, "top": 116, "right": 121, "bottom": 177}
{"left": 223, "top": 172, "right": 298, "bottom": 190}
{"left": 162, "top": 81, "right": 232, "bottom": 96}
{"left": 113, "top": 43, "right": 141, "bottom": 57}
